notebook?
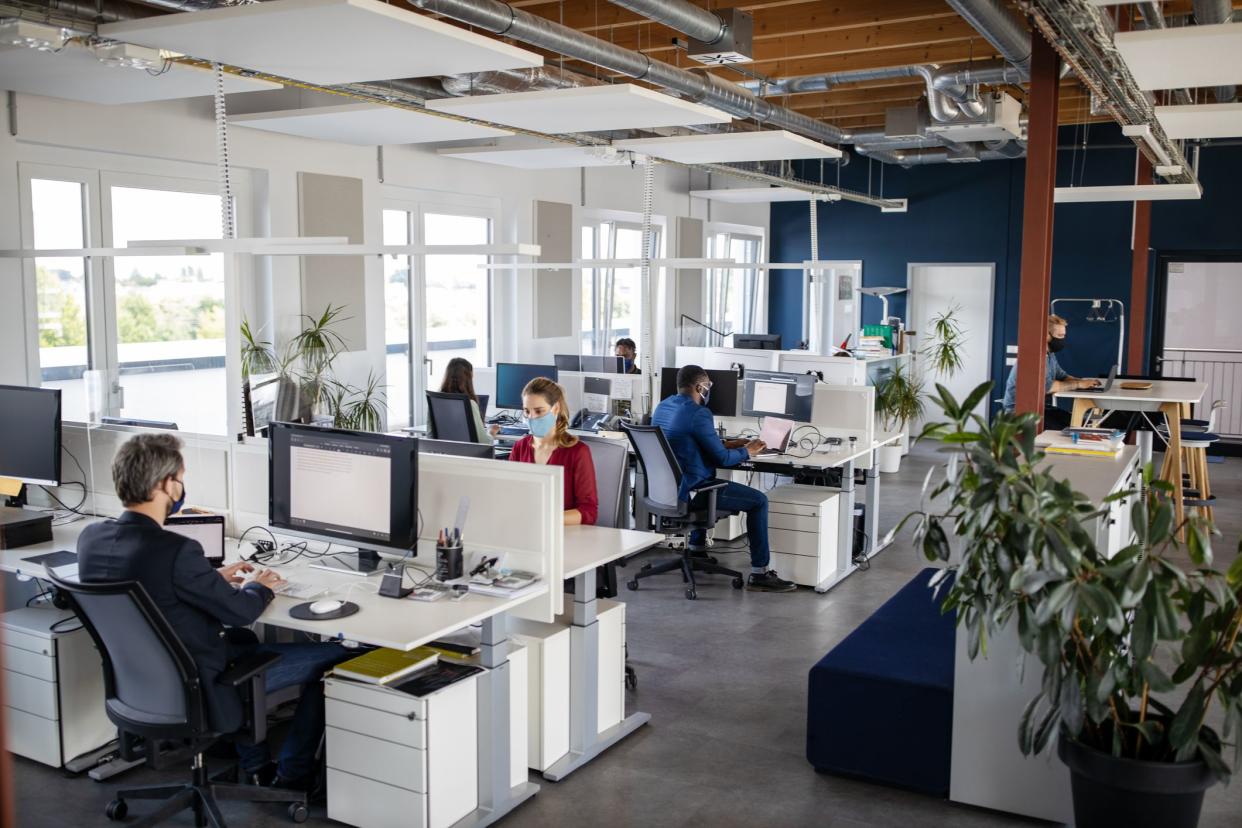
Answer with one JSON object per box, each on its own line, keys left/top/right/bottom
{"left": 334, "top": 646, "right": 440, "bottom": 685}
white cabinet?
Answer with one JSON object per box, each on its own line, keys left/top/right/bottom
{"left": 765, "top": 485, "right": 841, "bottom": 589}
{"left": 509, "top": 619, "right": 570, "bottom": 772}
{"left": 2, "top": 607, "right": 112, "bottom": 768}
{"left": 325, "top": 672, "right": 478, "bottom": 828}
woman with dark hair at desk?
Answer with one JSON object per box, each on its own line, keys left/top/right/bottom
{"left": 440, "top": 357, "right": 497, "bottom": 443}
{"left": 508, "top": 377, "right": 599, "bottom": 525}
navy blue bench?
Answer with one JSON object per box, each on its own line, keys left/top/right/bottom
{"left": 806, "top": 568, "right": 956, "bottom": 796}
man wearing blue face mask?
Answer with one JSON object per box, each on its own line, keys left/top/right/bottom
{"left": 78, "top": 434, "right": 350, "bottom": 794}
{"left": 614, "top": 337, "right": 641, "bottom": 374}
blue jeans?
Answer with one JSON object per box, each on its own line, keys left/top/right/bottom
{"left": 689, "top": 481, "right": 770, "bottom": 569}
{"left": 227, "top": 630, "right": 351, "bottom": 780}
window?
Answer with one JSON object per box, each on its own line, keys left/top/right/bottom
{"left": 424, "top": 212, "right": 490, "bottom": 380}
{"left": 383, "top": 209, "right": 413, "bottom": 429}
{"left": 707, "top": 228, "right": 764, "bottom": 336}
{"left": 580, "top": 219, "right": 660, "bottom": 355}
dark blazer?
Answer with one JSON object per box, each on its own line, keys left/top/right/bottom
{"left": 651, "top": 393, "right": 749, "bottom": 501}
{"left": 77, "top": 511, "right": 274, "bottom": 733}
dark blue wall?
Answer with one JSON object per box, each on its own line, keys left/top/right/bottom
{"left": 769, "top": 124, "right": 1242, "bottom": 399}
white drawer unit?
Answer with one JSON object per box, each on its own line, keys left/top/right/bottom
{"left": 325, "top": 671, "right": 478, "bottom": 828}
{"left": 553, "top": 598, "right": 626, "bottom": 735}
{"left": 765, "top": 485, "right": 841, "bottom": 589}
{"left": 510, "top": 618, "right": 571, "bottom": 772}
{"left": 2, "top": 606, "right": 113, "bottom": 768}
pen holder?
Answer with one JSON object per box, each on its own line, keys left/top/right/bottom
{"left": 436, "top": 545, "right": 464, "bottom": 581}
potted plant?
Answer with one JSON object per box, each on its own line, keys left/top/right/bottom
{"left": 875, "top": 364, "right": 924, "bottom": 473}
{"left": 913, "top": 305, "right": 966, "bottom": 456}
{"left": 906, "top": 382, "right": 1242, "bottom": 828}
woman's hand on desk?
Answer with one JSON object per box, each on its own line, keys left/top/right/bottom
{"left": 745, "top": 439, "right": 768, "bottom": 458}
{"left": 219, "top": 561, "right": 255, "bottom": 585}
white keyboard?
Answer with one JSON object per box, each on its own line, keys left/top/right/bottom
{"left": 274, "top": 581, "right": 328, "bottom": 601}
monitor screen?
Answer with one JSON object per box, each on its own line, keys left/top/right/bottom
{"left": 740, "top": 370, "right": 815, "bottom": 422}
{"left": 495, "top": 363, "right": 557, "bottom": 410}
{"left": 553, "top": 354, "right": 581, "bottom": 373}
{"left": 581, "top": 355, "right": 624, "bottom": 374}
{"left": 583, "top": 376, "right": 612, "bottom": 397}
{"left": 734, "top": 333, "right": 782, "bottom": 351}
{"left": 0, "top": 385, "right": 61, "bottom": 486}
{"left": 165, "top": 514, "right": 226, "bottom": 565}
{"left": 418, "top": 439, "right": 494, "bottom": 460}
{"left": 477, "top": 394, "right": 489, "bottom": 419}
{"left": 658, "top": 368, "right": 739, "bottom": 418}
{"left": 268, "top": 423, "right": 417, "bottom": 554}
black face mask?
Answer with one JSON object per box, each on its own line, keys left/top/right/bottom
{"left": 1048, "top": 336, "right": 1067, "bottom": 353}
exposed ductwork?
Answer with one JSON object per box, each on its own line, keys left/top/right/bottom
{"left": 942, "top": 0, "right": 1032, "bottom": 74}
{"left": 439, "top": 66, "right": 602, "bottom": 97}
{"left": 856, "top": 143, "right": 1025, "bottom": 166}
{"left": 605, "top": 0, "right": 726, "bottom": 46}
{"left": 1194, "top": 0, "right": 1237, "bottom": 103}
{"left": 405, "top": 0, "right": 847, "bottom": 146}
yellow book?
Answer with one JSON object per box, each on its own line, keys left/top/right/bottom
{"left": 1045, "top": 445, "right": 1121, "bottom": 459}
{"left": 334, "top": 646, "right": 439, "bottom": 685}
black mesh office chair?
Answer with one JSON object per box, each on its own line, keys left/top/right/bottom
{"left": 45, "top": 571, "right": 308, "bottom": 827}
{"left": 426, "top": 391, "right": 480, "bottom": 443}
{"left": 622, "top": 423, "right": 744, "bottom": 600}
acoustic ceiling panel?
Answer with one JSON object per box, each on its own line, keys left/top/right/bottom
{"left": 100, "top": 0, "right": 542, "bottom": 86}
{"left": 438, "top": 140, "right": 629, "bottom": 169}
{"left": 0, "top": 42, "right": 279, "bottom": 104}
{"left": 688, "top": 187, "right": 824, "bottom": 203}
{"left": 232, "top": 103, "right": 512, "bottom": 145}
{"left": 1155, "top": 102, "right": 1242, "bottom": 139}
{"left": 427, "top": 84, "right": 733, "bottom": 133}
{"left": 617, "top": 130, "right": 842, "bottom": 163}
{"left": 1114, "top": 22, "right": 1242, "bottom": 91}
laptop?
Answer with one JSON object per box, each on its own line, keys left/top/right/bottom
{"left": 1092, "top": 364, "right": 1118, "bottom": 393}
{"left": 165, "top": 514, "right": 226, "bottom": 568}
{"left": 756, "top": 417, "right": 795, "bottom": 456}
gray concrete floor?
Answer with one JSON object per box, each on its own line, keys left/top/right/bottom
{"left": 11, "top": 442, "right": 1242, "bottom": 827}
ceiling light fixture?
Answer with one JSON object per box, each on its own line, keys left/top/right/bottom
{"left": 93, "top": 41, "right": 164, "bottom": 70}
{"left": 1121, "top": 124, "right": 1173, "bottom": 167}
{"left": 0, "top": 18, "right": 68, "bottom": 52}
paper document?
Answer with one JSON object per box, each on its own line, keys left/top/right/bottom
{"left": 611, "top": 377, "right": 634, "bottom": 400}
{"left": 583, "top": 393, "right": 609, "bottom": 414}
{"left": 0, "top": 477, "right": 21, "bottom": 497}
{"left": 753, "top": 381, "right": 788, "bottom": 415}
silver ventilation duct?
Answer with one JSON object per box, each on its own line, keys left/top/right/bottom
{"left": 405, "top": 0, "right": 847, "bottom": 146}
{"left": 856, "top": 143, "right": 1025, "bottom": 166}
{"left": 942, "top": 0, "right": 1032, "bottom": 73}
{"left": 439, "top": 66, "right": 602, "bottom": 97}
{"left": 1194, "top": 0, "right": 1237, "bottom": 103}
{"left": 605, "top": 0, "right": 726, "bottom": 45}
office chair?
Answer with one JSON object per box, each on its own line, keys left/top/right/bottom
{"left": 622, "top": 423, "right": 744, "bottom": 600}
{"left": 426, "top": 391, "right": 480, "bottom": 443}
{"left": 45, "top": 571, "right": 308, "bottom": 827}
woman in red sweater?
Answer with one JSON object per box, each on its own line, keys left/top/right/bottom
{"left": 508, "top": 377, "right": 599, "bottom": 526}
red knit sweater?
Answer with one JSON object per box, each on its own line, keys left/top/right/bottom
{"left": 507, "top": 437, "right": 599, "bottom": 526}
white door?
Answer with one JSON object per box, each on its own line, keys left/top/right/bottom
{"left": 907, "top": 264, "right": 995, "bottom": 424}
{"left": 804, "top": 260, "right": 861, "bottom": 353}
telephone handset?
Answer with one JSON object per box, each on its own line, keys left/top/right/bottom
{"left": 571, "top": 408, "right": 618, "bottom": 433}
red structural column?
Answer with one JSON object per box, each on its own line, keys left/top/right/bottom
{"left": 1128, "top": 153, "right": 1153, "bottom": 373}
{"left": 1014, "top": 31, "right": 1062, "bottom": 418}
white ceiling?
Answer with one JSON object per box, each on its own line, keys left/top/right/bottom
{"left": 427, "top": 84, "right": 733, "bottom": 133}
{"left": 617, "top": 130, "right": 842, "bottom": 163}
{"left": 1053, "top": 183, "right": 1202, "bottom": 203}
{"left": 100, "top": 0, "right": 542, "bottom": 86}
{"left": 231, "top": 103, "right": 512, "bottom": 145}
{"left": 1115, "top": 22, "right": 1242, "bottom": 91}
{"left": 1155, "top": 102, "right": 1242, "bottom": 139}
{"left": 437, "top": 139, "right": 630, "bottom": 169}
{"left": 0, "top": 42, "right": 279, "bottom": 104}
{"left": 688, "top": 187, "right": 824, "bottom": 203}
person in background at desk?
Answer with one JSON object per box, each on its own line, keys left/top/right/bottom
{"left": 1002, "top": 313, "right": 1102, "bottom": 430}
{"left": 441, "top": 356, "right": 499, "bottom": 441}
{"left": 615, "top": 337, "right": 641, "bottom": 374}
{"left": 508, "top": 377, "right": 599, "bottom": 525}
{"left": 76, "top": 434, "right": 351, "bottom": 793}
{"left": 652, "top": 365, "right": 796, "bottom": 593}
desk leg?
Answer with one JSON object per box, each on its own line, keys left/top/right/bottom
{"left": 1162, "top": 402, "right": 1185, "bottom": 540}
{"left": 1070, "top": 398, "right": 1093, "bottom": 428}
{"left": 815, "top": 458, "right": 857, "bottom": 594}
{"left": 455, "top": 614, "right": 539, "bottom": 828}
{"left": 542, "top": 569, "right": 650, "bottom": 782}
{"left": 863, "top": 448, "right": 891, "bottom": 558}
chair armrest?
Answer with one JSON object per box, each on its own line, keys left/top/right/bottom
{"left": 687, "top": 479, "right": 728, "bottom": 527}
{"left": 217, "top": 651, "right": 281, "bottom": 688}
{"left": 686, "top": 479, "right": 728, "bottom": 499}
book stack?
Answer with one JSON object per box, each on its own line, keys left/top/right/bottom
{"left": 1040, "top": 428, "right": 1125, "bottom": 459}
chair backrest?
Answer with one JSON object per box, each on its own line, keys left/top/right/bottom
{"left": 1206, "top": 400, "right": 1227, "bottom": 432}
{"left": 426, "top": 391, "right": 479, "bottom": 443}
{"left": 578, "top": 435, "right": 629, "bottom": 528}
{"left": 622, "top": 423, "right": 684, "bottom": 516}
{"left": 45, "top": 572, "right": 205, "bottom": 738}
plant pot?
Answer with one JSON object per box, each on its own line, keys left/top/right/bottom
{"left": 900, "top": 430, "right": 911, "bottom": 456}
{"left": 879, "top": 444, "right": 903, "bottom": 474}
{"left": 1057, "top": 735, "right": 1215, "bottom": 828}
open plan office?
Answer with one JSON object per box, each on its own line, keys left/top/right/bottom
{"left": 3, "top": 2, "right": 1242, "bottom": 827}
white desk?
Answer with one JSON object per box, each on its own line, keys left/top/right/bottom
{"left": 548, "top": 525, "right": 659, "bottom": 782}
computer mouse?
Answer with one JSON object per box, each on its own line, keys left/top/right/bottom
{"left": 308, "top": 599, "right": 344, "bottom": 615}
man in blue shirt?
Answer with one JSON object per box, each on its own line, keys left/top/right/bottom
{"left": 1002, "top": 314, "right": 1100, "bottom": 429}
{"left": 651, "top": 365, "right": 796, "bottom": 593}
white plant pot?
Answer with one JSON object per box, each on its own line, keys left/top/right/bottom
{"left": 879, "top": 444, "right": 903, "bottom": 474}
{"left": 900, "top": 430, "right": 911, "bottom": 456}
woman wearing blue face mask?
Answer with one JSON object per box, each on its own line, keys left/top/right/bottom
{"left": 507, "top": 377, "right": 599, "bottom": 525}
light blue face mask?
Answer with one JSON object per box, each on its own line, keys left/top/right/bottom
{"left": 528, "top": 410, "right": 557, "bottom": 438}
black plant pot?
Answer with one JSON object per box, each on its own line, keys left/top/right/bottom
{"left": 1058, "top": 735, "right": 1216, "bottom": 828}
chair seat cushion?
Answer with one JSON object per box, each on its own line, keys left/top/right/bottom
{"left": 1179, "top": 432, "right": 1220, "bottom": 444}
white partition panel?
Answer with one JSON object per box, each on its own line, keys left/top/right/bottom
{"left": 777, "top": 353, "right": 867, "bottom": 385}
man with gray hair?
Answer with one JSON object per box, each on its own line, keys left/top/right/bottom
{"left": 78, "top": 433, "right": 349, "bottom": 793}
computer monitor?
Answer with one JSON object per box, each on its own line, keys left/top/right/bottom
{"left": 477, "top": 394, "right": 489, "bottom": 419}
{"left": 658, "top": 367, "right": 739, "bottom": 418}
{"left": 581, "top": 355, "right": 625, "bottom": 374}
{"left": 268, "top": 422, "right": 418, "bottom": 574}
{"left": 101, "top": 415, "right": 180, "bottom": 430}
{"left": 733, "top": 333, "right": 782, "bottom": 351}
{"left": 418, "top": 439, "right": 495, "bottom": 460}
{"left": 554, "top": 354, "right": 582, "bottom": 373}
{"left": 495, "top": 363, "right": 557, "bottom": 410}
{"left": 165, "top": 514, "right": 226, "bottom": 568}
{"left": 740, "top": 370, "right": 815, "bottom": 422}
{"left": 0, "top": 385, "right": 61, "bottom": 487}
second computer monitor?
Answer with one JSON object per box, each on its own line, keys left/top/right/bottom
{"left": 0, "top": 385, "right": 62, "bottom": 486}
{"left": 658, "top": 367, "right": 739, "bottom": 418}
{"left": 553, "top": 354, "right": 581, "bottom": 373}
{"left": 741, "top": 370, "right": 815, "bottom": 422}
{"left": 733, "top": 333, "right": 782, "bottom": 351}
{"left": 581, "top": 354, "right": 625, "bottom": 374}
{"left": 495, "top": 363, "right": 557, "bottom": 410}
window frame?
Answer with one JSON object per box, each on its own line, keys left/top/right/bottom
{"left": 578, "top": 208, "right": 667, "bottom": 356}
{"left": 705, "top": 221, "right": 767, "bottom": 337}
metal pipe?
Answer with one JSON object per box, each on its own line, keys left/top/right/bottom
{"left": 605, "top": 0, "right": 725, "bottom": 45}
{"left": 1194, "top": 0, "right": 1237, "bottom": 103}
{"left": 942, "top": 0, "right": 1031, "bottom": 73}
{"left": 406, "top": 0, "right": 848, "bottom": 145}
{"left": 439, "top": 66, "right": 602, "bottom": 96}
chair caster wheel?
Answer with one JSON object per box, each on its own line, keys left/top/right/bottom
{"left": 626, "top": 579, "right": 639, "bottom": 591}
{"left": 732, "top": 576, "right": 744, "bottom": 589}
{"left": 685, "top": 588, "right": 697, "bottom": 600}
{"left": 625, "top": 666, "right": 638, "bottom": 690}
{"left": 288, "top": 802, "right": 309, "bottom": 823}
{"left": 106, "top": 799, "right": 128, "bottom": 821}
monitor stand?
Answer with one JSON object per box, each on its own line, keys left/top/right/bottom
{"left": 308, "top": 548, "right": 387, "bottom": 578}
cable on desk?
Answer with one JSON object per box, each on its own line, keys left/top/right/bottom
{"left": 38, "top": 481, "right": 88, "bottom": 515}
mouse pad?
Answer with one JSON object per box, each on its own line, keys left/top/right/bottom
{"left": 289, "top": 601, "right": 360, "bottom": 621}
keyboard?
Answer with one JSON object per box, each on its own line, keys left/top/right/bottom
{"left": 274, "top": 580, "right": 328, "bottom": 601}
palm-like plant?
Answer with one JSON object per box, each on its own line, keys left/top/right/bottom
{"left": 921, "top": 305, "right": 966, "bottom": 378}
{"left": 339, "top": 372, "right": 387, "bottom": 432}
{"left": 876, "top": 364, "right": 925, "bottom": 433}
{"left": 239, "top": 317, "right": 277, "bottom": 380}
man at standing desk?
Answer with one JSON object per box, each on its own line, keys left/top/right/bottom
{"left": 651, "top": 365, "right": 796, "bottom": 593}
{"left": 77, "top": 434, "right": 350, "bottom": 793}
{"left": 1001, "top": 313, "right": 1101, "bottom": 429}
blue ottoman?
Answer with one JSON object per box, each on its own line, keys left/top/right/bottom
{"left": 806, "top": 568, "right": 956, "bottom": 796}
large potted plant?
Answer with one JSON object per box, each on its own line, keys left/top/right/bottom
{"left": 906, "top": 382, "right": 1242, "bottom": 828}
{"left": 875, "top": 364, "right": 924, "bottom": 473}
{"left": 912, "top": 305, "right": 966, "bottom": 456}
